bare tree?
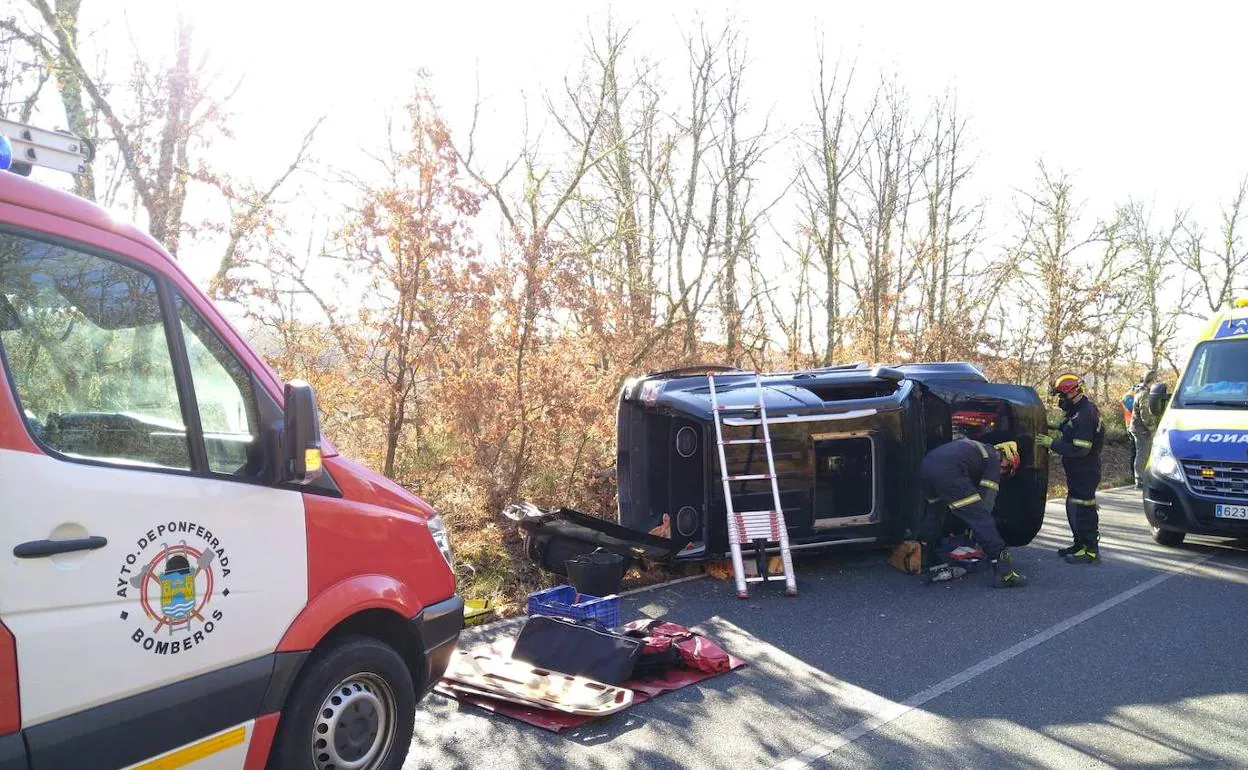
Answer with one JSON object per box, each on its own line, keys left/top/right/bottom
{"left": 714, "top": 30, "right": 775, "bottom": 363}
{"left": 1180, "top": 176, "right": 1248, "bottom": 314}
{"left": 0, "top": 21, "right": 51, "bottom": 123}
{"left": 18, "top": 2, "right": 322, "bottom": 267}
{"left": 1010, "top": 162, "right": 1111, "bottom": 384}
{"left": 911, "top": 93, "right": 987, "bottom": 360}
{"left": 795, "top": 46, "right": 874, "bottom": 364}
{"left": 844, "top": 76, "right": 922, "bottom": 360}
{"left": 661, "top": 23, "right": 725, "bottom": 355}
{"left": 1120, "top": 201, "right": 1192, "bottom": 376}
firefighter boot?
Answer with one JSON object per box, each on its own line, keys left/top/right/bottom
{"left": 992, "top": 548, "right": 1027, "bottom": 588}
{"left": 1056, "top": 540, "right": 1082, "bottom": 558}
{"left": 1057, "top": 499, "right": 1083, "bottom": 557}
{"left": 1064, "top": 536, "right": 1102, "bottom": 564}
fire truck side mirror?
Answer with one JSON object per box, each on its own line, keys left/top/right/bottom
{"left": 1148, "top": 382, "right": 1168, "bottom": 419}
{"left": 282, "top": 380, "right": 324, "bottom": 485}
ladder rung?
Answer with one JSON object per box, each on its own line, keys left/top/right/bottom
{"left": 721, "top": 438, "right": 767, "bottom": 445}
{"left": 734, "top": 509, "right": 778, "bottom": 518}
{"left": 716, "top": 404, "right": 762, "bottom": 412}
{"left": 726, "top": 473, "right": 773, "bottom": 482}
{"left": 746, "top": 575, "right": 786, "bottom": 583}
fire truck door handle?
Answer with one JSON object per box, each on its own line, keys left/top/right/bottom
{"left": 13, "top": 536, "right": 108, "bottom": 558}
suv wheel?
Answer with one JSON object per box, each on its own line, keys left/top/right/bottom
{"left": 270, "top": 635, "right": 416, "bottom": 770}
{"left": 1151, "top": 524, "right": 1185, "bottom": 547}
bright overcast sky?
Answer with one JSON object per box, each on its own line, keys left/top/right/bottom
{"left": 63, "top": 0, "right": 1248, "bottom": 345}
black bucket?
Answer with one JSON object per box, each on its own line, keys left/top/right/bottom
{"left": 565, "top": 548, "right": 625, "bottom": 597}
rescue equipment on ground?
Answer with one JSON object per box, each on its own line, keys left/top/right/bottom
{"left": 511, "top": 614, "right": 642, "bottom": 685}
{"left": 620, "top": 619, "right": 732, "bottom": 674}
{"left": 442, "top": 649, "right": 636, "bottom": 716}
{"left": 527, "top": 584, "right": 621, "bottom": 628}
{"left": 888, "top": 540, "right": 923, "bottom": 574}
{"left": 565, "top": 548, "right": 625, "bottom": 597}
{"left": 437, "top": 583, "right": 744, "bottom": 729}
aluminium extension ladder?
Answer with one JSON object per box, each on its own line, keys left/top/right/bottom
{"left": 707, "top": 372, "right": 797, "bottom": 599}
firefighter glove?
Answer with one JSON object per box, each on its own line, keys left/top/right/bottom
{"left": 1036, "top": 433, "right": 1054, "bottom": 448}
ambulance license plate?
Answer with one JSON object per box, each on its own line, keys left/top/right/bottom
{"left": 1215, "top": 504, "right": 1248, "bottom": 520}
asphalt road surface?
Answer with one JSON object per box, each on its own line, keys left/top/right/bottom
{"left": 407, "top": 488, "right": 1248, "bottom": 769}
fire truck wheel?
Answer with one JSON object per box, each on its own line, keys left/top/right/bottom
{"left": 270, "top": 635, "right": 416, "bottom": 770}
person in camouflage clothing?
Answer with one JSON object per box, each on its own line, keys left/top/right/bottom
{"left": 1128, "top": 370, "right": 1157, "bottom": 488}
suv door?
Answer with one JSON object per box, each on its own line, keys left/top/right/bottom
{"left": 0, "top": 229, "right": 307, "bottom": 769}
{"left": 918, "top": 380, "right": 1049, "bottom": 546}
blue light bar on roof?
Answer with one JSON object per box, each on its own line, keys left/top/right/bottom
{"left": 0, "top": 134, "right": 11, "bottom": 172}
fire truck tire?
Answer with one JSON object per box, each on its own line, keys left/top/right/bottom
{"left": 269, "top": 635, "right": 416, "bottom": 770}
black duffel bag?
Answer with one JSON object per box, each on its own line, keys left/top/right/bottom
{"left": 510, "top": 615, "right": 641, "bottom": 685}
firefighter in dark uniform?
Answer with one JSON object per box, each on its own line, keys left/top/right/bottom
{"left": 1038, "top": 372, "right": 1106, "bottom": 564}
{"left": 916, "top": 438, "right": 1026, "bottom": 588}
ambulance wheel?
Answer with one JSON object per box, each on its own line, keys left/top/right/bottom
{"left": 1150, "top": 524, "right": 1185, "bottom": 547}
{"left": 270, "top": 635, "right": 415, "bottom": 770}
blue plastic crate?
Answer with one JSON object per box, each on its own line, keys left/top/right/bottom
{"left": 526, "top": 584, "right": 620, "bottom": 629}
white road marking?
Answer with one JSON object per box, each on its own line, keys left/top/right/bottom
{"left": 770, "top": 550, "right": 1217, "bottom": 770}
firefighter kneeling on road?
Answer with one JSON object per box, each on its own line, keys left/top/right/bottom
{"left": 1038, "top": 372, "right": 1105, "bottom": 564}
{"left": 916, "top": 438, "right": 1027, "bottom": 588}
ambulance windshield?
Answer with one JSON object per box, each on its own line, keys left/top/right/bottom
{"left": 1176, "top": 338, "right": 1248, "bottom": 408}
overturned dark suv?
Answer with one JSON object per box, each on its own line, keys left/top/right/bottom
{"left": 615, "top": 362, "right": 1049, "bottom": 561}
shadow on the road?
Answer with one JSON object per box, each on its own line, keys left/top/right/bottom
{"left": 408, "top": 495, "right": 1248, "bottom": 769}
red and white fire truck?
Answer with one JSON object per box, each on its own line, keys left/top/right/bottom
{"left": 0, "top": 120, "right": 462, "bottom": 769}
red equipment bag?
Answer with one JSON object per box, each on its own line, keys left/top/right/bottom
{"left": 623, "top": 631, "right": 680, "bottom": 679}
{"left": 620, "top": 619, "right": 731, "bottom": 674}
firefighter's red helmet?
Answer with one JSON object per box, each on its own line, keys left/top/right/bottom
{"left": 1050, "top": 372, "right": 1085, "bottom": 399}
{"left": 995, "top": 441, "right": 1021, "bottom": 479}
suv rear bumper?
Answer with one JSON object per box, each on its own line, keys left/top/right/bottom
{"left": 411, "top": 595, "right": 464, "bottom": 695}
{"left": 1143, "top": 474, "right": 1248, "bottom": 537}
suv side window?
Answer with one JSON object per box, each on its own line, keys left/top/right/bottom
{"left": 0, "top": 233, "right": 190, "bottom": 469}
{"left": 175, "top": 295, "right": 264, "bottom": 477}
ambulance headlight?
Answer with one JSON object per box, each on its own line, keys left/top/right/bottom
{"left": 427, "top": 512, "right": 453, "bottom": 567}
{"left": 1150, "top": 432, "right": 1183, "bottom": 482}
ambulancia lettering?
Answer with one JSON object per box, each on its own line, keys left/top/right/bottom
{"left": 1215, "top": 318, "right": 1248, "bottom": 338}
{"left": 1186, "top": 432, "right": 1248, "bottom": 444}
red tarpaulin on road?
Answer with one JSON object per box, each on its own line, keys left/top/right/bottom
{"left": 434, "top": 654, "right": 747, "bottom": 733}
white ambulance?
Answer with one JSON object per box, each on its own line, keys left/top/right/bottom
{"left": 1144, "top": 297, "right": 1248, "bottom": 544}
